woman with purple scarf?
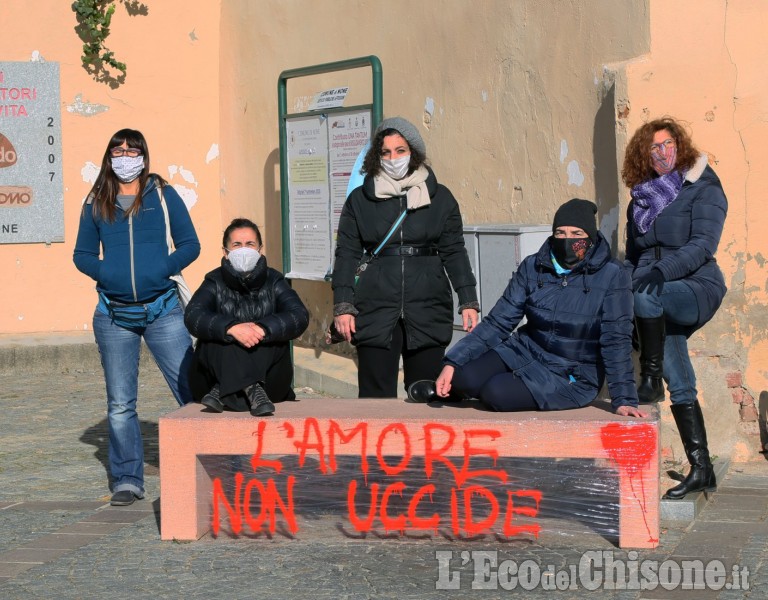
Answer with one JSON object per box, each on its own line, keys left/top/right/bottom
{"left": 622, "top": 117, "right": 727, "bottom": 500}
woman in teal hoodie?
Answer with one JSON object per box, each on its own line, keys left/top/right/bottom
{"left": 74, "top": 129, "right": 200, "bottom": 506}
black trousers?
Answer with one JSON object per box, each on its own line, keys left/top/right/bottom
{"left": 188, "top": 341, "right": 294, "bottom": 411}
{"left": 356, "top": 320, "right": 445, "bottom": 398}
{"left": 452, "top": 349, "right": 538, "bottom": 411}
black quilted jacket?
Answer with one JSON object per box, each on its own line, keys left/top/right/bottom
{"left": 184, "top": 256, "right": 308, "bottom": 344}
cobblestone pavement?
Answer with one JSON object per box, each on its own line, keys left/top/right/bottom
{"left": 1, "top": 365, "right": 766, "bottom": 599}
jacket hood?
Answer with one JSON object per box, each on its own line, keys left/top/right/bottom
{"left": 142, "top": 174, "right": 163, "bottom": 196}
{"left": 685, "top": 154, "right": 709, "bottom": 184}
{"left": 361, "top": 165, "right": 439, "bottom": 200}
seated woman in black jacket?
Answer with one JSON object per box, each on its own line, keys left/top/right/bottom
{"left": 185, "top": 218, "right": 309, "bottom": 416}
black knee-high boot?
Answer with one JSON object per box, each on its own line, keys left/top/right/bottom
{"left": 664, "top": 402, "right": 717, "bottom": 499}
{"left": 636, "top": 316, "right": 666, "bottom": 403}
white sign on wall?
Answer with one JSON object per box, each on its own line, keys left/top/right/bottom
{"left": 286, "top": 108, "right": 371, "bottom": 280}
{"left": 0, "top": 62, "right": 63, "bottom": 244}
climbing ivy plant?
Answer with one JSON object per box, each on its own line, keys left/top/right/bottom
{"left": 72, "top": 0, "right": 148, "bottom": 87}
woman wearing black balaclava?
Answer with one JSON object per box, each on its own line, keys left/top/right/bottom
{"left": 415, "top": 198, "right": 645, "bottom": 417}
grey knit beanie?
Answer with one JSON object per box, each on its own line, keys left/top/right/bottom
{"left": 375, "top": 117, "right": 427, "bottom": 157}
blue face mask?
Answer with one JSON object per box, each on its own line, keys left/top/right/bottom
{"left": 111, "top": 155, "right": 144, "bottom": 183}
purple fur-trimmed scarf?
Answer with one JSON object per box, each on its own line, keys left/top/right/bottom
{"left": 631, "top": 169, "right": 685, "bottom": 234}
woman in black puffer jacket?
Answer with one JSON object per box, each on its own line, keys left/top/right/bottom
{"left": 623, "top": 117, "right": 728, "bottom": 499}
{"left": 332, "top": 117, "right": 479, "bottom": 398}
{"left": 185, "top": 218, "right": 309, "bottom": 416}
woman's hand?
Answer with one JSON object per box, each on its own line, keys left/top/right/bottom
{"left": 461, "top": 308, "right": 479, "bottom": 332}
{"left": 435, "top": 365, "right": 455, "bottom": 398}
{"left": 333, "top": 314, "right": 356, "bottom": 342}
{"left": 227, "top": 322, "right": 265, "bottom": 348}
{"left": 616, "top": 405, "right": 648, "bottom": 418}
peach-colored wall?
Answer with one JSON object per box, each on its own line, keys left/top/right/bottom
{"left": 2, "top": 1, "right": 765, "bottom": 459}
{"left": 0, "top": 1, "right": 223, "bottom": 333}
{"left": 617, "top": 0, "right": 768, "bottom": 459}
{"left": 218, "top": 0, "right": 650, "bottom": 350}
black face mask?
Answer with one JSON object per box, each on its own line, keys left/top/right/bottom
{"left": 551, "top": 237, "right": 593, "bottom": 268}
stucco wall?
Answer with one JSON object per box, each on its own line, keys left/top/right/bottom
{"left": 218, "top": 0, "right": 650, "bottom": 350}
{"left": 0, "top": 1, "right": 223, "bottom": 333}
{"left": 2, "top": 1, "right": 765, "bottom": 461}
{"left": 615, "top": 0, "right": 768, "bottom": 460}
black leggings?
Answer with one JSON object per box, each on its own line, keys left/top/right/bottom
{"left": 356, "top": 320, "right": 445, "bottom": 398}
{"left": 452, "top": 349, "right": 538, "bottom": 412}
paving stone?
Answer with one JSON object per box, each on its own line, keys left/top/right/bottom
{"left": 8, "top": 501, "right": 106, "bottom": 512}
{"left": 53, "top": 521, "right": 126, "bottom": 535}
{"left": 0, "top": 547, "right": 71, "bottom": 563}
{"left": 0, "top": 562, "right": 36, "bottom": 578}
{"left": 19, "top": 533, "right": 97, "bottom": 550}
{"left": 79, "top": 507, "right": 156, "bottom": 525}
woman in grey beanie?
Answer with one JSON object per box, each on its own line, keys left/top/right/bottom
{"left": 331, "top": 116, "right": 479, "bottom": 398}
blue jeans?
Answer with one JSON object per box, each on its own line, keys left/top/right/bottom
{"left": 634, "top": 281, "right": 699, "bottom": 405}
{"left": 93, "top": 304, "right": 193, "bottom": 496}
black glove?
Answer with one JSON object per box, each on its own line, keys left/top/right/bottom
{"left": 634, "top": 268, "right": 665, "bottom": 296}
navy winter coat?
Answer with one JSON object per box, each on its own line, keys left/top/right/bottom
{"left": 445, "top": 233, "right": 638, "bottom": 411}
{"left": 625, "top": 158, "right": 727, "bottom": 330}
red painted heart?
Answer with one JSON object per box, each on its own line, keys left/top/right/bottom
{"left": 600, "top": 423, "right": 657, "bottom": 475}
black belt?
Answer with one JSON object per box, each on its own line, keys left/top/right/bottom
{"left": 377, "top": 246, "right": 438, "bottom": 257}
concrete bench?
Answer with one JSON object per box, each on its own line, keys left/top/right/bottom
{"left": 159, "top": 398, "right": 659, "bottom": 548}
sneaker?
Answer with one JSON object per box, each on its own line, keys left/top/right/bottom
{"left": 201, "top": 384, "right": 224, "bottom": 412}
{"left": 246, "top": 383, "right": 275, "bottom": 417}
{"left": 110, "top": 490, "right": 136, "bottom": 506}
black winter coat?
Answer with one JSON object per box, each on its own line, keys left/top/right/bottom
{"left": 332, "top": 168, "right": 478, "bottom": 349}
{"left": 445, "top": 234, "right": 638, "bottom": 411}
{"left": 185, "top": 256, "right": 309, "bottom": 344}
{"left": 626, "top": 158, "right": 727, "bottom": 330}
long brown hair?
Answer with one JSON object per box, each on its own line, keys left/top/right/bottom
{"left": 621, "top": 117, "right": 700, "bottom": 189}
{"left": 84, "top": 128, "right": 167, "bottom": 222}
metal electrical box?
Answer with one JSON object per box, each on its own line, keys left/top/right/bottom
{"left": 450, "top": 224, "right": 551, "bottom": 348}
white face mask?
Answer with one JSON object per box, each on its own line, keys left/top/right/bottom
{"left": 381, "top": 154, "right": 411, "bottom": 180}
{"left": 111, "top": 156, "right": 145, "bottom": 183}
{"left": 227, "top": 247, "right": 261, "bottom": 273}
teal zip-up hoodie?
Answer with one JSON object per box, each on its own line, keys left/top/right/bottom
{"left": 74, "top": 178, "right": 200, "bottom": 303}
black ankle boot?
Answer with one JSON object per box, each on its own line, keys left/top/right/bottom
{"left": 636, "top": 316, "right": 666, "bottom": 403}
{"left": 407, "top": 380, "right": 437, "bottom": 403}
{"left": 664, "top": 402, "right": 717, "bottom": 499}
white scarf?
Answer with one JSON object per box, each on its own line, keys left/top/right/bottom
{"left": 373, "top": 165, "right": 431, "bottom": 210}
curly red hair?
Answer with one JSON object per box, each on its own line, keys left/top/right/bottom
{"left": 621, "top": 117, "right": 700, "bottom": 189}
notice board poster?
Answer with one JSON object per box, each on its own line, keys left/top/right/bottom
{"left": 0, "top": 62, "right": 63, "bottom": 244}
{"left": 286, "top": 109, "right": 370, "bottom": 280}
